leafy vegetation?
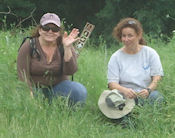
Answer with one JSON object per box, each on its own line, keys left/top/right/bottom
{"left": 0, "top": 29, "right": 175, "bottom": 137}
{"left": 1, "top": 0, "right": 175, "bottom": 41}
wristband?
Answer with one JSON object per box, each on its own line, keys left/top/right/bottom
{"left": 146, "top": 88, "right": 152, "bottom": 94}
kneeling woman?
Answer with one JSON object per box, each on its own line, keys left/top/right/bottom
{"left": 108, "top": 18, "right": 164, "bottom": 105}
{"left": 17, "top": 13, "right": 87, "bottom": 105}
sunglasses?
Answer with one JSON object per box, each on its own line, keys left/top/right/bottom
{"left": 128, "top": 20, "right": 136, "bottom": 25}
{"left": 41, "top": 25, "right": 60, "bottom": 32}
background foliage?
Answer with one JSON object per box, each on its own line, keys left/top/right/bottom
{"left": 0, "top": 0, "right": 175, "bottom": 42}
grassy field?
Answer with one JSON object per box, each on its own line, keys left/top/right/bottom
{"left": 0, "top": 30, "right": 175, "bottom": 138}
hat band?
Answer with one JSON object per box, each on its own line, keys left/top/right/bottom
{"left": 105, "top": 97, "right": 125, "bottom": 110}
{"left": 118, "top": 103, "right": 125, "bottom": 110}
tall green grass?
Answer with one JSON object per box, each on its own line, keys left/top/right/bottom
{"left": 0, "top": 30, "right": 175, "bottom": 138}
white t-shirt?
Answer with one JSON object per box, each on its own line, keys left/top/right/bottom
{"left": 107, "top": 46, "right": 164, "bottom": 92}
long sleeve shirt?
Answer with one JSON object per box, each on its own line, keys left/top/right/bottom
{"left": 17, "top": 38, "right": 77, "bottom": 88}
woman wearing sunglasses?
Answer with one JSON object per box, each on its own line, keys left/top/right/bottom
{"left": 107, "top": 18, "right": 164, "bottom": 105}
{"left": 17, "top": 13, "right": 87, "bottom": 105}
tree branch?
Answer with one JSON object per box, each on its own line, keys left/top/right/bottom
{"left": 16, "top": 8, "right": 37, "bottom": 27}
{"left": 0, "top": 6, "right": 18, "bottom": 17}
{"left": 0, "top": 6, "right": 37, "bottom": 27}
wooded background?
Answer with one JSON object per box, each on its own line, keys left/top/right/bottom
{"left": 0, "top": 0, "right": 175, "bottom": 42}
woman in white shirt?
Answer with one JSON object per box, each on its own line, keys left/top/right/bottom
{"left": 107, "top": 18, "right": 164, "bottom": 104}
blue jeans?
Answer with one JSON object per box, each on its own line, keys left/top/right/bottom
{"left": 136, "top": 90, "right": 164, "bottom": 105}
{"left": 35, "top": 80, "right": 87, "bottom": 105}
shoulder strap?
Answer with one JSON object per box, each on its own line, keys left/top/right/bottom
{"left": 18, "top": 37, "right": 32, "bottom": 52}
{"left": 59, "top": 44, "right": 64, "bottom": 75}
{"left": 29, "top": 38, "right": 41, "bottom": 60}
{"left": 18, "top": 37, "right": 40, "bottom": 60}
{"left": 59, "top": 44, "right": 64, "bottom": 58}
{"left": 58, "top": 45, "right": 74, "bottom": 81}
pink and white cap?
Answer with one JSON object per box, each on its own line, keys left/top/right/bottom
{"left": 40, "top": 13, "right": 61, "bottom": 27}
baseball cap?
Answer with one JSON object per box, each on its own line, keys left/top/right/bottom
{"left": 40, "top": 13, "right": 61, "bottom": 27}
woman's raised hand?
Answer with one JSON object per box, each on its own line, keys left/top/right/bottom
{"left": 62, "top": 28, "right": 80, "bottom": 48}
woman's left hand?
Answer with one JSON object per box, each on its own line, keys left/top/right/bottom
{"left": 137, "top": 89, "right": 149, "bottom": 98}
{"left": 62, "top": 28, "right": 80, "bottom": 48}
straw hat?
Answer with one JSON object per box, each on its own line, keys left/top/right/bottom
{"left": 98, "top": 89, "right": 135, "bottom": 119}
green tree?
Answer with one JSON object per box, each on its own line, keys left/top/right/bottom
{"left": 96, "top": 0, "right": 175, "bottom": 42}
{"left": 0, "top": 0, "right": 105, "bottom": 30}
{"left": 1, "top": 0, "right": 175, "bottom": 41}
{"left": 0, "top": 0, "right": 36, "bottom": 28}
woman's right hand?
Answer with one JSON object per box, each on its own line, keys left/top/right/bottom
{"left": 108, "top": 82, "right": 137, "bottom": 99}
{"left": 122, "top": 88, "right": 137, "bottom": 99}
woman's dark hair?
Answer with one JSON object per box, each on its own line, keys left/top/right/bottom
{"left": 113, "top": 17, "right": 146, "bottom": 45}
